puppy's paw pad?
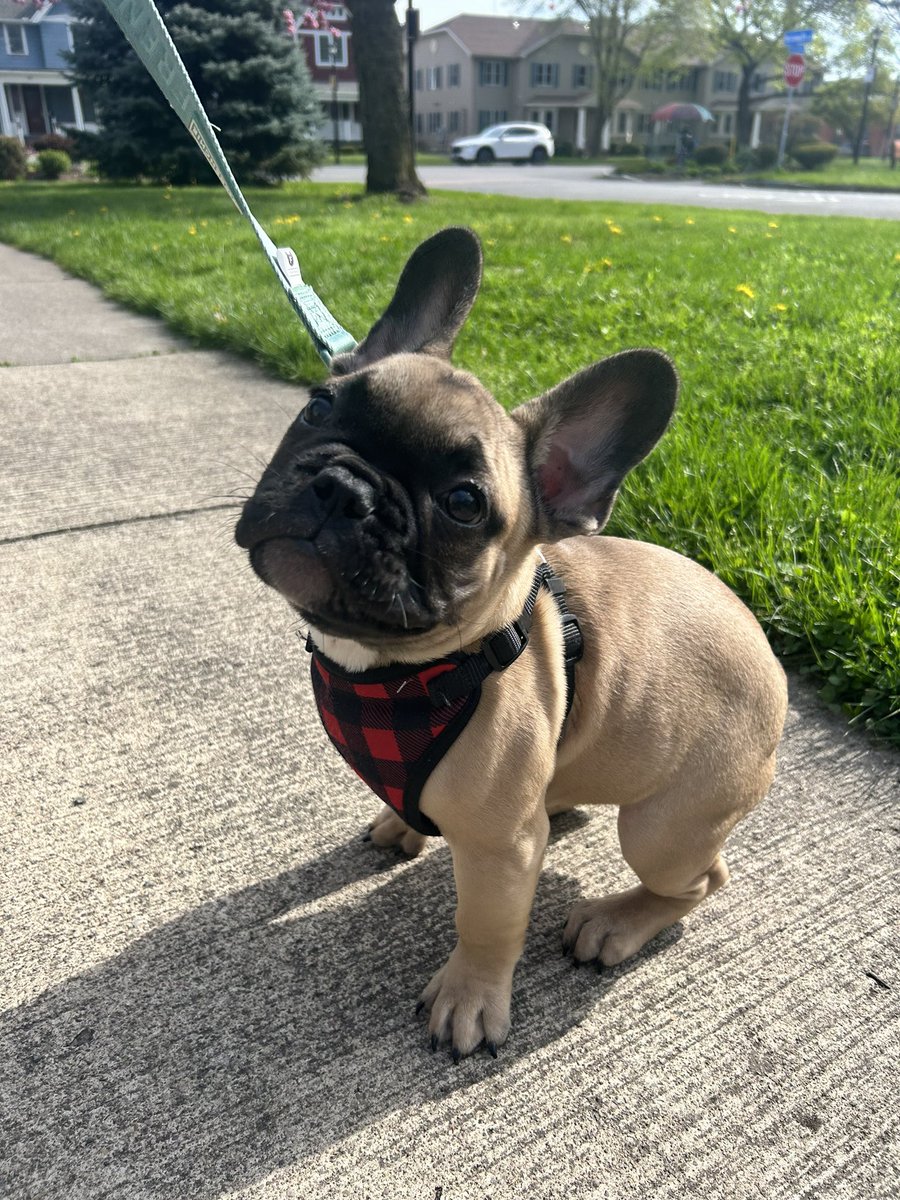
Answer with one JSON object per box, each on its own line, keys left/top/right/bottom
{"left": 367, "top": 807, "right": 427, "bottom": 858}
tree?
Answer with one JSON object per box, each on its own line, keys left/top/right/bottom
{"left": 553, "top": 0, "right": 696, "bottom": 155}
{"left": 344, "top": 0, "right": 425, "bottom": 196}
{"left": 695, "top": 0, "right": 855, "bottom": 148}
{"left": 67, "top": 0, "right": 324, "bottom": 183}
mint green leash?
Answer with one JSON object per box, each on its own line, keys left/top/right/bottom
{"left": 99, "top": 0, "right": 357, "bottom": 366}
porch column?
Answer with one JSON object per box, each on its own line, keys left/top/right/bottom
{"left": 71, "top": 85, "right": 85, "bottom": 131}
{"left": 0, "top": 84, "right": 12, "bottom": 138}
{"left": 751, "top": 110, "right": 761, "bottom": 149}
{"left": 575, "top": 106, "right": 586, "bottom": 152}
{"left": 601, "top": 118, "right": 610, "bottom": 151}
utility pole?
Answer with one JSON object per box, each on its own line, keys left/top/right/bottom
{"left": 853, "top": 25, "right": 882, "bottom": 165}
{"left": 406, "top": 0, "right": 419, "bottom": 157}
{"left": 887, "top": 76, "right": 899, "bottom": 169}
{"left": 329, "top": 33, "right": 340, "bottom": 164}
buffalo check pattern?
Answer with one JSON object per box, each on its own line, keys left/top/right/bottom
{"left": 310, "top": 653, "right": 480, "bottom": 837}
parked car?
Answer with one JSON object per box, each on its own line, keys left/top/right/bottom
{"left": 451, "top": 123, "right": 555, "bottom": 164}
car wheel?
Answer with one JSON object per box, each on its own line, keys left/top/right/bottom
{"left": 475, "top": 147, "right": 494, "bottom": 164}
{"left": 531, "top": 146, "right": 549, "bottom": 164}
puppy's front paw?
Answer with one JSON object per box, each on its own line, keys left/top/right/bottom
{"left": 417, "top": 945, "right": 512, "bottom": 1060}
{"left": 365, "top": 806, "right": 428, "bottom": 858}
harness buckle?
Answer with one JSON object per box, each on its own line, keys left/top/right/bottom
{"left": 482, "top": 621, "right": 528, "bottom": 672}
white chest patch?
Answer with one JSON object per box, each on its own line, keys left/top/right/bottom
{"left": 307, "top": 626, "right": 380, "bottom": 672}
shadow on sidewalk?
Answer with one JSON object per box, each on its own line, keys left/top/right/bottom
{"left": 1, "top": 812, "right": 677, "bottom": 1199}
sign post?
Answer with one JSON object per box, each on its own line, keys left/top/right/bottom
{"left": 777, "top": 54, "right": 806, "bottom": 167}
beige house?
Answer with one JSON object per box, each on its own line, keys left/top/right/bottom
{"left": 412, "top": 14, "right": 813, "bottom": 154}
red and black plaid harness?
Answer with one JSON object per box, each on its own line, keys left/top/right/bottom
{"left": 308, "top": 560, "right": 583, "bottom": 837}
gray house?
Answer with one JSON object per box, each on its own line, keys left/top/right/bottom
{"left": 412, "top": 14, "right": 810, "bottom": 154}
{"left": 0, "top": 0, "right": 93, "bottom": 143}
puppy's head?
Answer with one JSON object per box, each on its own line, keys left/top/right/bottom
{"left": 235, "top": 227, "right": 677, "bottom": 655}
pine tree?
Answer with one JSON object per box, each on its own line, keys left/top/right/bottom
{"left": 68, "top": 0, "right": 324, "bottom": 183}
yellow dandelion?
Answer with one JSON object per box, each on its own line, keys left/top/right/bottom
{"left": 561, "top": 234, "right": 572, "bottom": 244}
{"left": 582, "top": 264, "right": 592, "bottom": 274}
{"left": 71, "top": 230, "right": 81, "bottom": 238}
{"left": 485, "top": 239, "right": 496, "bottom": 247}
{"left": 200, "top": 220, "right": 208, "bottom": 228}
{"left": 894, "top": 252, "right": 900, "bottom": 262}
{"left": 379, "top": 235, "right": 390, "bottom": 242}
{"left": 608, "top": 225, "right": 623, "bottom": 235}
{"left": 601, "top": 258, "right": 613, "bottom": 267}
{"left": 213, "top": 310, "right": 228, "bottom": 323}
{"left": 728, "top": 226, "right": 737, "bottom": 233}
{"left": 768, "top": 221, "right": 779, "bottom": 229}
{"left": 685, "top": 218, "right": 695, "bottom": 225}
{"left": 765, "top": 233, "right": 773, "bottom": 239}
{"left": 99, "top": 205, "right": 108, "bottom": 213}
{"left": 772, "top": 303, "right": 787, "bottom": 312}
{"left": 402, "top": 214, "right": 413, "bottom": 224}
{"left": 343, "top": 201, "right": 352, "bottom": 209}
{"left": 188, "top": 225, "right": 197, "bottom": 236}
{"left": 735, "top": 284, "right": 755, "bottom": 299}
{"left": 652, "top": 215, "right": 663, "bottom": 222}
{"left": 151, "top": 243, "right": 160, "bottom": 252}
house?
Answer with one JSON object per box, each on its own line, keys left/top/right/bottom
{"left": 411, "top": 14, "right": 816, "bottom": 154}
{"left": 287, "top": 3, "right": 361, "bottom": 145}
{"left": 0, "top": 0, "right": 93, "bottom": 143}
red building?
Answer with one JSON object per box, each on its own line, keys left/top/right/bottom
{"left": 288, "top": 4, "right": 361, "bottom": 144}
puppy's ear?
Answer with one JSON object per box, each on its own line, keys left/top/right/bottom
{"left": 330, "top": 227, "right": 482, "bottom": 374}
{"left": 512, "top": 349, "right": 678, "bottom": 538}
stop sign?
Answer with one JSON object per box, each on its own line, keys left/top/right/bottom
{"left": 784, "top": 54, "right": 805, "bottom": 87}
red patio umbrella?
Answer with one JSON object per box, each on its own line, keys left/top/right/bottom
{"left": 652, "top": 103, "right": 714, "bottom": 123}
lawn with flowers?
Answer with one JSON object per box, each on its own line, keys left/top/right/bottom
{"left": 0, "top": 181, "right": 897, "bottom": 742}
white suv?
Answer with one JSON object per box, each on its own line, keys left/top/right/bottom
{"left": 451, "top": 123, "right": 555, "bottom": 165}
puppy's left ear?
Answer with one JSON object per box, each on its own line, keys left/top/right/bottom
{"left": 331, "top": 226, "right": 483, "bottom": 374}
{"left": 512, "top": 349, "right": 678, "bottom": 538}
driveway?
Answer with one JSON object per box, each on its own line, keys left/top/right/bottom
{"left": 314, "top": 163, "right": 900, "bottom": 220}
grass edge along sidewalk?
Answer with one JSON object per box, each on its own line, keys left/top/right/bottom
{"left": 1, "top": 180, "right": 897, "bottom": 745}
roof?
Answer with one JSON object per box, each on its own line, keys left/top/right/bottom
{"left": 422, "top": 14, "right": 589, "bottom": 58}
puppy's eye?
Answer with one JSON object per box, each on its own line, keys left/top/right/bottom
{"left": 302, "top": 392, "right": 333, "bottom": 427}
{"left": 441, "top": 484, "right": 486, "bottom": 526}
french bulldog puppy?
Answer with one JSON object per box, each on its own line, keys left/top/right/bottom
{"left": 235, "top": 227, "right": 787, "bottom": 1061}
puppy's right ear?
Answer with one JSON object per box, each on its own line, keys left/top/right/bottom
{"left": 330, "top": 226, "right": 483, "bottom": 374}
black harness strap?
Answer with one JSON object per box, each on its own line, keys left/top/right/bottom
{"left": 426, "top": 561, "right": 583, "bottom": 720}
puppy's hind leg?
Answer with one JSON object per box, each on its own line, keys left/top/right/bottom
{"left": 563, "top": 754, "right": 776, "bottom": 966}
{"left": 366, "top": 805, "right": 429, "bottom": 858}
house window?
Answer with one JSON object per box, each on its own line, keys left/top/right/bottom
{"left": 426, "top": 67, "right": 442, "bottom": 90}
{"left": 572, "top": 64, "right": 592, "bottom": 89}
{"left": 427, "top": 111, "right": 443, "bottom": 133}
{"left": 448, "top": 110, "right": 460, "bottom": 132}
{"left": 479, "top": 60, "right": 508, "bottom": 87}
{"left": 3, "top": 24, "right": 28, "bottom": 56}
{"left": 640, "top": 69, "right": 665, "bottom": 91}
{"left": 719, "top": 112, "right": 733, "bottom": 135}
{"left": 478, "top": 110, "right": 507, "bottom": 130}
{"left": 416, "top": 113, "right": 423, "bottom": 134}
{"left": 448, "top": 64, "right": 460, "bottom": 87}
{"left": 531, "top": 63, "right": 559, "bottom": 88}
{"left": 415, "top": 69, "right": 423, "bottom": 92}
{"left": 713, "top": 70, "right": 738, "bottom": 92}
{"left": 314, "top": 32, "right": 347, "bottom": 68}
{"left": 617, "top": 112, "right": 628, "bottom": 134}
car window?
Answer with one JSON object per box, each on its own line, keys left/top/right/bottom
{"left": 504, "top": 127, "right": 534, "bottom": 136}
{"left": 480, "top": 126, "right": 503, "bottom": 137}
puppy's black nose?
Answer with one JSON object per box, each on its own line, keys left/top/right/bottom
{"left": 309, "top": 465, "right": 375, "bottom": 522}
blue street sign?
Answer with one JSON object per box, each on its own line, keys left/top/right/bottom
{"left": 784, "top": 29, "right": 814, "bottom": 52}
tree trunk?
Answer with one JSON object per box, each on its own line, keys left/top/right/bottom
{"left": 736, "top": 63, "right": 755, "bottom": 149}
{"left": 348, "top": 0, "right": 425, "bottom": 196}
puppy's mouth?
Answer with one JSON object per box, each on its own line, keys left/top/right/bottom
{"left": 248, "top": 534, "right": 434, "bottom": 639}
{"left": 235, "top": 464, "right": 438, "bottom": 639}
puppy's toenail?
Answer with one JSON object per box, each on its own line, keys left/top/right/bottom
{"left": 452, "top": 1047, "right": 461, "bottom": 1064}
{"left": 415, "top": 1000, "right": 425, "bottom": 1016}
{"left": 486, "top": 1041, "right": 498, "bottom": 1059}
{"left": 430, "top": 1034, "right": 439, "bottom": 1053}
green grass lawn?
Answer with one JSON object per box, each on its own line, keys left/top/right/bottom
{"left": 752, "top": 156, "right": 900, "bottom": 191}
{"left": 1, "top": 180, "right": 897, "bottom": 743}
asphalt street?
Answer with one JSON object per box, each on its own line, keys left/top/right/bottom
{"left": 314, "top": 162, "right": 900, "bottom": 220}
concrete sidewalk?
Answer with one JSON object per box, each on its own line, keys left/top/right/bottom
{"left": 1, "top": 243, "right": 897, "bottom": 1200}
